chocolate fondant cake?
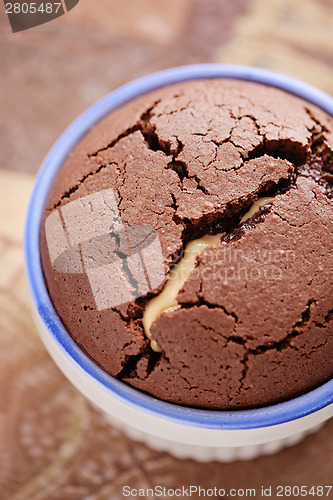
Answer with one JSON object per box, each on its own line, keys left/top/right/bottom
{"left": 40, "top": 79, "right": 333, "bottom": 409}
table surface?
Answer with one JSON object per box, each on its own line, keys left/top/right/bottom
{"left": 0, "top": 0, "right": 333, "bottom": 498}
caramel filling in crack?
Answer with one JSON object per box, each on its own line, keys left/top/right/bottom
{"left": 143, "top": 197, "right": 275, "bottom": 352}
{"left": 240, "top": 197, "right": 275, "bottom": 223}
{"left": 143, "top": 233, "right": 222, "bottom": 352}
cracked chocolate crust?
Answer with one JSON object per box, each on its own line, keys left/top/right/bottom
{"left": 40, "top": 79, "right": 333, "bottom": 409}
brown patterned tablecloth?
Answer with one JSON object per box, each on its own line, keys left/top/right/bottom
{"left": 1, "top": 1, "right": 333, "bottom": 498}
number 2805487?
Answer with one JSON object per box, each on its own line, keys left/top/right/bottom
{"left": 5, "top": 3, "right": 63, "bottom": 14}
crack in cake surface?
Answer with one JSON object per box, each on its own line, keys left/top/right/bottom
{"left": 144, "top": 197, "right": 276, "bottom": 352}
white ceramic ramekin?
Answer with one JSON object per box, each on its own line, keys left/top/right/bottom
{"left": 24, "top": 64, "right": 333, "bottom": 462}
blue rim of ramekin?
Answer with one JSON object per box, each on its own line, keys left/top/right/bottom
{"left": 24, "top": 64, "right": 333, "bottom": 430}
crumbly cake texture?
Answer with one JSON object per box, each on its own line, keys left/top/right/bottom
{"left": 40, "top": 79, "right": 333, "bottom": 409}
